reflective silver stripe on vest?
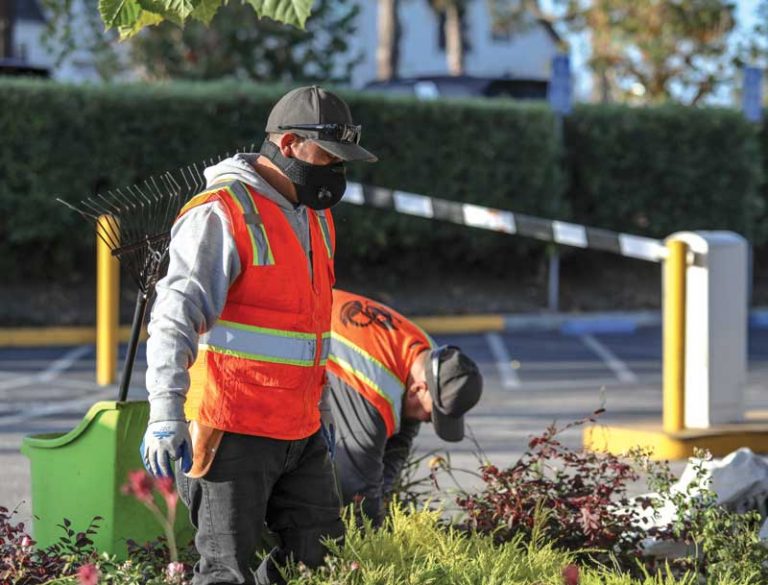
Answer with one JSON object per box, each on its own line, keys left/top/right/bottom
{"left": 316, "top": 210, "right": 333, "bottom": 259}
{"left": 200, "top": 320, "right": 319, "bottom": 367}
{"left": 320, "top": 333, "right": 331, "bottom": 365}
{"left": 216, "top": 180, "right": 275, "bottom": 266}
{"left": 329, "top": 332, "right": 402, "bottom": 430}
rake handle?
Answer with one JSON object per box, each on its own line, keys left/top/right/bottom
{"left": 118, "top": 290, "right": 149, "bottom": 402}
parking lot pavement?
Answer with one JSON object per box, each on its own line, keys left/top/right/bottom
{"left": 2, "top": 325, "right": 767, "bottom": 526}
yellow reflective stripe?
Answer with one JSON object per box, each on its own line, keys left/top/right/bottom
{"left": 223, "top": 185, "right": 262, "bottom": 266}
{"left": 328, "top": 354, "right": 400, "bottom": 430}
{"left": 316, "top": 212, "right": 333, "bottom": 259}
{"left": 257, "top": 223, "right": 275, "bottom": 265}
{"left": 329, "top": 332, "right": 403, "bottom": 430}
{"left": 178, "top": 189, "right": 221, "bottom": 216}
{"left": 217, "top": 182, "right": 275, "bottom": 266}
{"left": 238, "top": 184, "right": 275, "bottom": 266}
{"left": 219, "top": 319, "right": 316, "bottom": 339}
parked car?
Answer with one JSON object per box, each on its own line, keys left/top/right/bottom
{"left": 362, "top": 75, "right": 548, "bottom": 101}
{"left": 0, "top": 57, "right": 49, "bottom": 78}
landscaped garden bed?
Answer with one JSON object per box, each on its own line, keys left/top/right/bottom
{"left": 5, "top": 413, "right": 768, "bottom": 584}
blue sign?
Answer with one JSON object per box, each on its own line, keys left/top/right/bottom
{"left": 743, "top": 66, "right": 763, "bottom": 124}
{"left": 548, "top": 54, "right": 572, "bottom": 116}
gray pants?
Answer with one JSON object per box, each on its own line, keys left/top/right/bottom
{"left": 176, "top": 430, "right": 343, "bottom": 585}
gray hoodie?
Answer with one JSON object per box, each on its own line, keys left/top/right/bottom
{"left": 145, "top": 154, "right": 315, "bottom": 422}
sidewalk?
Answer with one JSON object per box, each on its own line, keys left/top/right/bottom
{"left": 5, "top": 307, "right": 768, "bottom": 347}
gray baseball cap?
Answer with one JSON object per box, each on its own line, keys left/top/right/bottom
{"left": 265, "top": 86, "right": 377, "bottom": 163}
{"left": 425, "top": 346, "right": 483, "bottom": 442}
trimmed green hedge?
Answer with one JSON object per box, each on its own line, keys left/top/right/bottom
{"left": 0, "top": 79, "right": 765, "bottom": 284}
{"left": 564, "top": 104, "right": 765, "bottom": 242}
{"left": 0, "top": 80, "right": 563, "bottom": 282}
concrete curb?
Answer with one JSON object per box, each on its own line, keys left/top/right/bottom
{"left": 0, "top": 326, "right": 147, "bottom": 348}
{"left": 2, "top": 309, "right": 768, "bottom": 348}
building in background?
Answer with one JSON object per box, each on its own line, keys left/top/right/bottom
{"left": 2, "top": 0, "right": 102, "bottom": 80}
{"left": 0, "top": 0, "right": 48, "bottom": 76}
{"left": 347, "top": 0, "right": 560, "bottom": 89}
{"left": 2, "top": 0, "right": 558, "bottom": 88}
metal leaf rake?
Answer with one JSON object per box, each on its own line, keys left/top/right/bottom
{"left": 57, "top": 151, "right": 244, "bottom": 401}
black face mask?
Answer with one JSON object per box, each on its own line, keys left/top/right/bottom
{"left": 259, "top": 140, "right": 346, "bottom": 210}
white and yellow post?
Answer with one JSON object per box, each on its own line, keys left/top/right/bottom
{"left": 669, "top": 231, "right": 748, "bottom": 428}
{"left": 96, "top": 215, "right": 119, "bottom": 386}
{"left": 585, "top": 231, "right": 754, "bottom": 459}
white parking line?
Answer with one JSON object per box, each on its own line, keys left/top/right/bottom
{"left": 516, "top": 376, "right": 659, "bottom": 391}
{"left": 39, "top": 345, "right": 92, "bottom": 382}
{"left": 0, "top": 346, "right": 92, "bottom": 393}
{"left": 0, "top": 391, "right": 114, "bottom": 428}
{"left": 580, "top": 334, "right": 637, "bottom": 383}
{"left": 485, "top": 333, "right": 520, "bottom": 389}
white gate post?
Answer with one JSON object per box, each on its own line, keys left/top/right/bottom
{"left": 667, "top": 231, "right": 748, "bottom": 428}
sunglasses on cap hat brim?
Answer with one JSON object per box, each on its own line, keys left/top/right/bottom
{"left": 278, "top": 123, "right": 362, "bottom": 145}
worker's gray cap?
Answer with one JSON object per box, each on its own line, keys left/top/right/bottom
{"left": 265, "top": 86, "right": 377, "bottom": 163}
{"left": 425, "top": 346, "right": 483, "bottom": 442}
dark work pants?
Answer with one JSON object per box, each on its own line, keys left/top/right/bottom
{"left": 176, "top": 430, "right": 343, "bottom": 585}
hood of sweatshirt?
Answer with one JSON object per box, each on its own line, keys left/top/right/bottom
{"left": 203, "top": 153, "right": 294, "bottom": 211}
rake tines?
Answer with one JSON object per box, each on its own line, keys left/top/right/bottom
{"left": 57, "top": 148, "right": 248, "bottom": 399}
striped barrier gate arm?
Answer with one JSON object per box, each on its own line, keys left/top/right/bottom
{"left": 343, "top": 183, "right": 667, "bottom": 263}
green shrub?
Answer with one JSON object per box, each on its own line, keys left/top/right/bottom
{"left": 4, "top": 81, "right": 767, "bottom": 287}
{"left": 564, "top": 104, "right": 765, "bottom": 243}
{"left": 287, "top": 504, "right": 696, "bottom": 585}
{"left": 335, "top": 94, "right": 565, "bottom": 275}
{"left": 0, "top": 80, "right": 563, "bottom": 283}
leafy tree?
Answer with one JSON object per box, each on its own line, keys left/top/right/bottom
{"left": 377, "top": 0, "right": 400, "bottom": 81}
{"left": 39, "top": 0, "right": 125, "bottom": 79}
{"left": 428, "top": 0, "right": 467, "bottom": 75}
{"left": 129, "top": 0, "right": 361, "bottom": 82}
{"left": 426, "top": 0, "right": 539, "bottom": 76}
{"left": 97, "top": 0, "right": 315, "bottom": 38}
{"left": 551, "top": 0, "right": 739, "bottom": 105}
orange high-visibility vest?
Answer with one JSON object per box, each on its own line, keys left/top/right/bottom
{"left": 181, "top": 180, "right": 335, "bottom": 440}
{"left": 327, "top": 290, "right": 434, "bottom": 437}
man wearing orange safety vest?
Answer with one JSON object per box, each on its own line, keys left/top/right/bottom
{"left": 140, "top": 87, "right": 377, "bottom": 585}
{"left": 322, "top": 290, "right": 483, "bottom": 524}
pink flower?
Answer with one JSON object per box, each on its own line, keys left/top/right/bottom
{"left": 166, "top": 561, "right": 186, "bottom": 579}
{"left": 77, "top": 563, "right": 100, "bottom": 585}
{"left": 121, "top": 470, "right": 154, "bottom": 503}
{"left": 156, "top": 477, "right": 179, "bottom": 510}
{"left": 20, "top": 535, "right": 34, "bottom": 549}
{"left": 350, "top": 561, "right": 360, "bottom": 571}
{"left": 562, "top": 564, "right": 579, "bottom": 585}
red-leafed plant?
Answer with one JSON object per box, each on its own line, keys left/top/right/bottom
{"left": 0, "top": 506, "right": 100, "bottom": 584}
{"left": 456, "top": 411, "right": 668, "bottom": 568}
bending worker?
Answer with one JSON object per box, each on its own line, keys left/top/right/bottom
{"left": 141, "top": 87, "right": 377, "bottom": 585}
{"left": 323, "top": 289, "right": 483, "bottom": 524}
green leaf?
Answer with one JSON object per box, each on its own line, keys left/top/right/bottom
{"left": 242, "top": 0, "right": 313, "bottom": 28}
{"left": 98, "top": 0, "right": 144, "bottom": 28}
{"left": 136, "top": 0, "right": 197, "bottom": 25}
{"left": 190, "top": 0, "right": 224, "bottom": 24}
{"left": 117, "top": 9, "right": 165, "bottom": 38}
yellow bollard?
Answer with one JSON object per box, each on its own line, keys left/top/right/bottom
{"left": 663, "top": 239, "right": 687, "bottom": 433}
{"left": 96, "top": 215, "right": 120, "bottom": 386}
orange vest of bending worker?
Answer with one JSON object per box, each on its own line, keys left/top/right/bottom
{"left": 327, "top": 290, "right": 434, "bottom": 437}
{"left": 181, "top": 180, "right": 335, "bottom": 440}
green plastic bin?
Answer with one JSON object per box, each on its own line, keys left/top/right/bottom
{"left": 21, "top": 400, "right": 194, "bottom": 558}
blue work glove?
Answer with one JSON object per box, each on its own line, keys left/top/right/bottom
{"left": 140, "top": 420, "right": 193, "bottom": 478}
{"left": 320, "top": 421, "right": 336, "bottom": 460}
